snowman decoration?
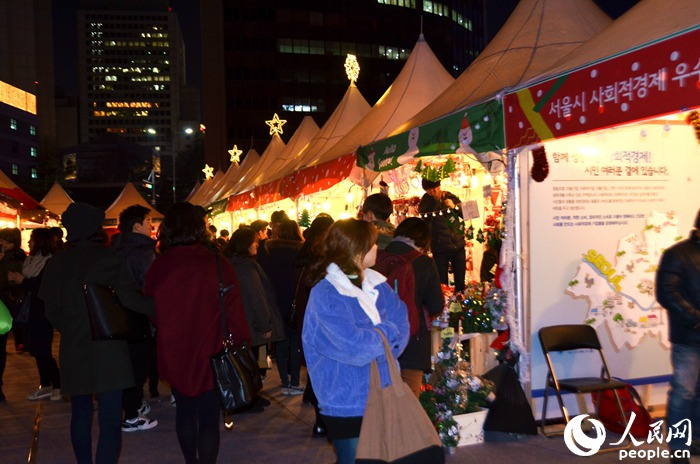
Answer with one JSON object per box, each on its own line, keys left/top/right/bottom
{"left": 396, "top": 127, "right": 421, "bottom": 165}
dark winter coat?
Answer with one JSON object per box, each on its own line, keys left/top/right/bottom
{"left": 145, "top": 244, "right": 251, "bottom": 396}
{"left": 113, "top": 232, "right": 156, "bottom": 290}
{"left": 384, "top": 240, "right": 444, "bottom": 371}
{"left": 418, "top": 191, "right": 465, "bottom": 254}
{"left": 655, "top": 231, "right": 700, "bottom": 347}
{"left": 260, "top": 239, "right": 303, "bottom": 320}
{"left": 227, "top": 254, "right": 286, "bottom": 347}
{"left": 39, "top": 241, "right": 155, "bottom": 396}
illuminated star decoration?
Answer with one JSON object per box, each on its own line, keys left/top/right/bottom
{"left": 202, "top": 164, "right": 214, "bottom": 180}
{"left": 265, "top": 113, "right": 287, "bottom": 135}
{"left": 228, "top": 145, "right": 243, "bottom": 164}
{"left": 345, "top": 54, "right": 360, "bottom": 83}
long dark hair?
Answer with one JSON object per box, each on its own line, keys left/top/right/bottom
{"left": 309, "top": 219, "right": 377, "bottom": 286}
{"left": 29, "top": 228, "right": 56, "bottom": 257}
{"left": 224, "top": 227, "right": 257, "bottom": 258}
{"left": 157, "top": 202, "right": 208, "bottom": 254}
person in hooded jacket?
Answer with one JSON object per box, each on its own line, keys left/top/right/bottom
{"left": 39, "top": 203, "right": 155, "bottom": 464}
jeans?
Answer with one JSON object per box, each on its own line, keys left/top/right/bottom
{"left": 71, "top": 390, "right": 122, "bottom": 464}
{"left": 334, "top": 437, "right": 359, "bottom": 464}
{"left": 667, "top": 343, "right": 700, "bottom": 451}
{"left": 433, "top": 248, "right": 466, "bottom": 293}
{"left": 172, "top": 388, "right": 220, "bottom": 464}
{"left": 276, "top": 327, "right": 301, "bottom": 386}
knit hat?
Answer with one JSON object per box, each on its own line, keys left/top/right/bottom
{"left": 422, "top": 178, "right": 441, "bottom": 190}
{"left": 62, "top": 203, "right": 105, "bottom": 242}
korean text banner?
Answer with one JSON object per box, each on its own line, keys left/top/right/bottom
{"left": 505, "top": 28, "right": 700, "bottom": 149}
{"left": 356, "top": 99, "right": 504, "bottom": 172}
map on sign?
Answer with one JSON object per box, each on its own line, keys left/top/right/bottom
{"left": 565, "top": 211, "right": 683, "bottom": 350}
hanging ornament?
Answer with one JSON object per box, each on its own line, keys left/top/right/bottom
{"left": 466, "top": 225, "right": 474, "bottom": 240}
{"left": 530, "top": 146, "right": 549, "bottom": 182}
{"left": 476, "top": 228, "right": 485, "bottom": 243}
{"left": 686, "top": 111, "right": 700, "bottom": 144}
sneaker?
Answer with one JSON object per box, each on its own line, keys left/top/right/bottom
{"left": 50, "top": 389, "right": 62, "bottom": 401}
{"left": 121, "top": 416, "right": 158, "bottom": 432}
{"left": 138, "top": 399, "right": 151, "bottom": 416}
{"left": 27, "top": 386, "right": 53, "bottom": 401}
{"left": 286, "top": 383, "right": 305, "bottom": 396}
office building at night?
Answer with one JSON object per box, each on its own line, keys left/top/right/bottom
{"left": 201, "top": 0, "right": 487, "bottom": 169}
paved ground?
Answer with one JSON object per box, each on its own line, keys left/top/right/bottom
{"left": 1, "top": 333, "right": 697, "bottom": 463}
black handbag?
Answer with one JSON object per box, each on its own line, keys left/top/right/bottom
{"left": 210, "top": 255, "right": 262, "bottom": 420}
{"left": 83, "top": 283, "right": 151, "bottom": 341}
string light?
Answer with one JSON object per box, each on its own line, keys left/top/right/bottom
{"left": 228, "top": 145, "right": 242, "bottom": 164}
{"left": 202, "top": 164, "right": 214, "bottom": 180}
{"left": 265, "top": 113, "right": 287, "bottom": 135}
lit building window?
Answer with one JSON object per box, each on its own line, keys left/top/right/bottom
{"left": 30, "top": 147, "right": 38, "bottom": 157}
{"left": 31, "top": 168, "right": 38, "bottom": 179}
{"left": 10, "top": 118, "right": 17, "bottom": 130}
{"left": 30, "top": 125, "right": 36, "bottom": 135}
{"left": 11, "top": 164, "right": 18, "bottom": 175}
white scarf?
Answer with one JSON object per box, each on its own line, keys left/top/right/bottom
{"left": 324, "top": 262, "right": 386, "bottom": 326}
{"left": 22, "top": 254, "right": 51, "bottom": 278}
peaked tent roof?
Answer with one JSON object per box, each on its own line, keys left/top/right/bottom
{"left": 314, "top": 33, "right": 455, "bottom": 166}
{"left": 232, "top": 133, "right": 286, "bottom": 195}
{"left": 215, "top": 148, "right": 261, "bottom": 201}
{"left": 537, "top": 0, "right": 700, "bottom": 80}
{"left": 391, "top": 0, "right": 611, "bottom": 136}
{"left": 40, "top": 181, "right": 74, "bottom": 217}
{"left": 104, "top": 182, "right": 163, "bottom": 222}
{"left": 252, "top": 116, "right": 320, "bottom": 187}
{"left": 289, "top": 83, "right": 372, "bottom": 172}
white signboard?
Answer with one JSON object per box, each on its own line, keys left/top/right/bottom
{"left": 527, "top": 119, "right": 700, "bottom": 391}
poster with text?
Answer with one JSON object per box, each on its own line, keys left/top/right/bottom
{"left": 527, "top": 117, "right": 700, "bottom": 391}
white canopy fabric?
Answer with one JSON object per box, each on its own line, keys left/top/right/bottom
{"left": 391, "top": 0, "right": 611, "bottom": 136}
{"left": 104, "top": 182, "right": 163, "bottom": 222}
{"left": 40, "top": 181, "right": 74, "bottom": 217}
{"left": 289, "top": 83, "right": 371, "bottom": 173}
{"left": 231, "top": 134, "right": 286, "bottom": 195}
{"left": 251, "top": 116, "right": 320, "bottom": 188}
{"left": 313, "top": 33, "right": 455, "bottom": 167}
{"left": 536, "top": 0, "right": 700, "bottom": 81}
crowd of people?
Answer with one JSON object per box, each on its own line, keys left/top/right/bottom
{"left": 0, "top": 184, "right": 485, "bottom": 464}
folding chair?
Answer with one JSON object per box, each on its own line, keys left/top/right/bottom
{"left": 538, "top": 324, "right": 631, "bottom": 451}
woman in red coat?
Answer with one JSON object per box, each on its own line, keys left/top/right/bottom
{"left": 146, "top": 203, "right": 250, "bottom": 464}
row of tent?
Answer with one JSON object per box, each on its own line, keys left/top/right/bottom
{"left": 0, "top": 172, "right": 163, "bottom": 226}
{"left": 186, "top": 0, "right": 699, "bottom": 214}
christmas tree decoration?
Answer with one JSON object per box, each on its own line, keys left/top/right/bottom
{"left": 530, "top": 146, "right": 549, "bottom": 182}
{"left": 298, "top": 209, "right": 311, "bottom": 228}
{"left": 265, "top": 113, "right": 287, "bottom": 135}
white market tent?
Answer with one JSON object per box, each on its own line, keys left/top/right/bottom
{"left": 214, "top": 148, "right": 261, "bottom": 201}
{"left": 230, "top": 134, "right": 286, "bottom": 196}
{"left": 104, "top": 182, "right": 164, "bottom": 223}
{"left": 40, "top": 181, "right": 74, "bottom": 217}
{"left": 242, "top": 115, "right": 320, "bottom": 190}
{"left": 391, "top": 0, "right": 612, "bottom": 137}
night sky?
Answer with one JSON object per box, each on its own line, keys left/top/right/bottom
{"left": 52, "top": 0, "right": 642, "bottom": 100}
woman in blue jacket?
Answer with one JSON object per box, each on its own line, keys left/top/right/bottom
{"left": 302, "top": 219, "right": 409, "bottom": 464}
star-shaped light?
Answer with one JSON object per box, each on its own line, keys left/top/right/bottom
{"left": 202, "top": 164, "right": 214, "bottom": 180}
{"left": 228, "top": 145, "right": 243, "bottom": 164}
{"left": 265, "top": 113, "right": 287, "bottom": 135}
{"left": 345, "top": 54, "right": 360, "bottom": 83}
